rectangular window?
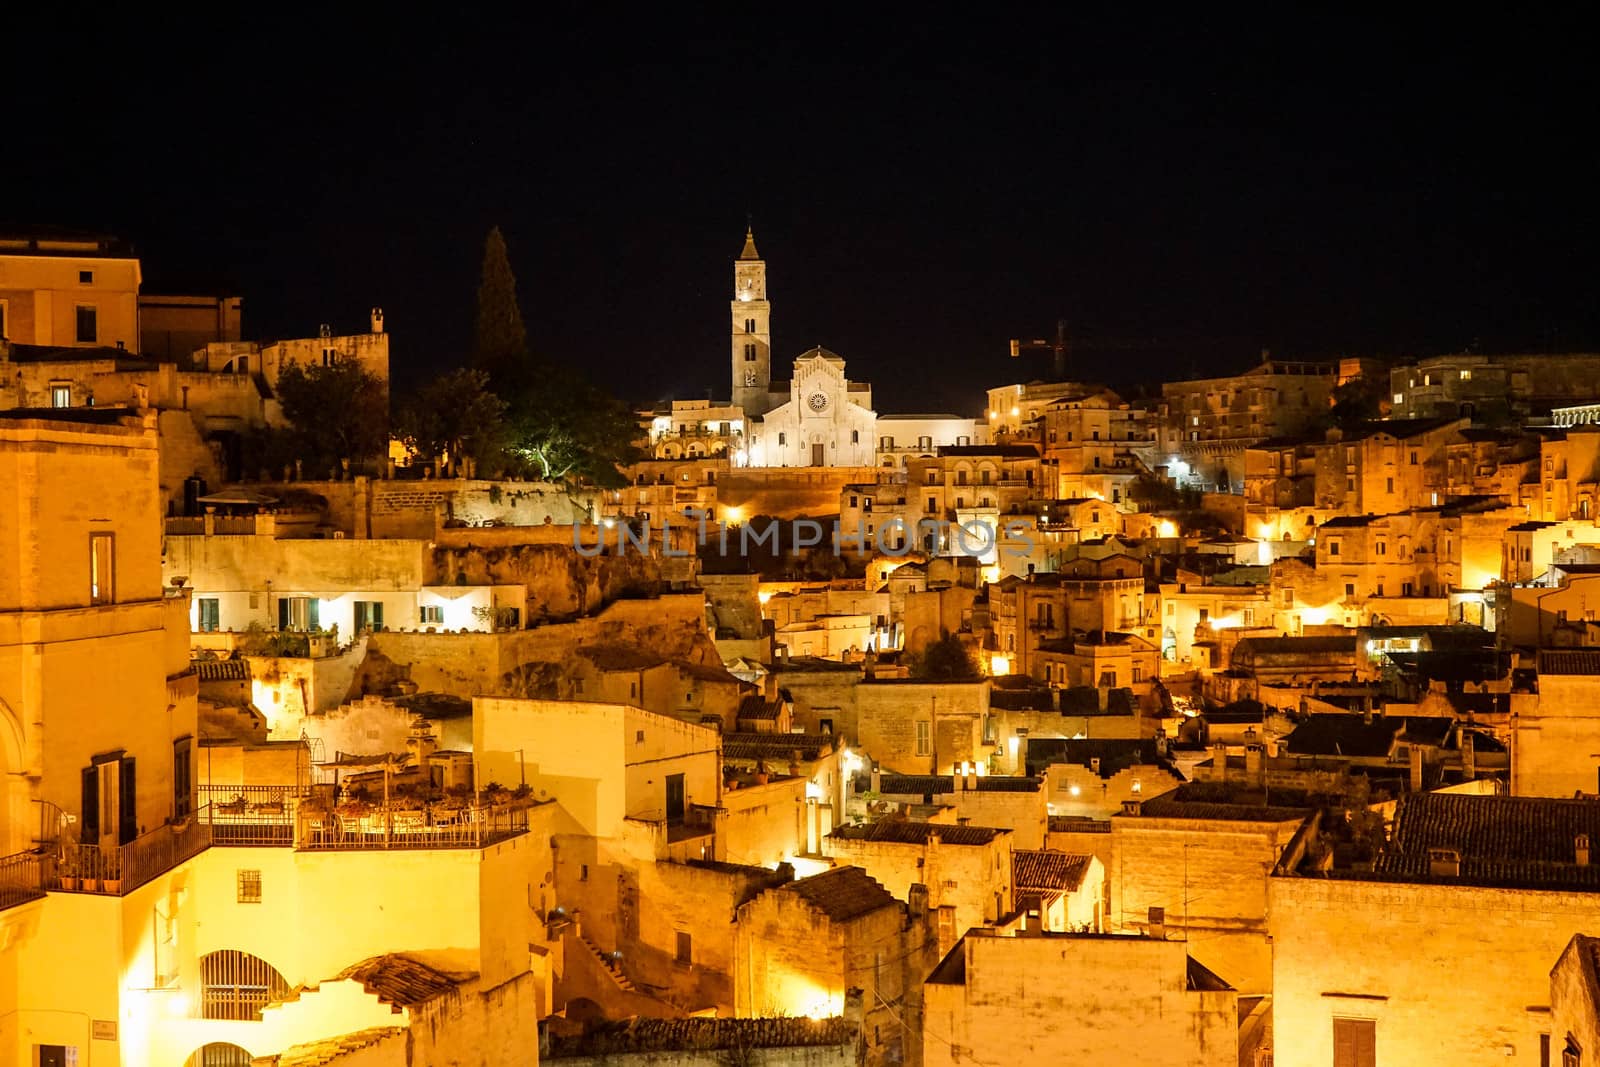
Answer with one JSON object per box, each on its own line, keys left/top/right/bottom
{"left": 744, "top": 318, "right": 755, "bottom": 334}
{"left": 676, "top": 931, "right": 692, "bottom": 965}
{"left": 173, "top": 737, "right": 193, "bottom": 819}
{"left": 1332, "top": 1017, "right": 1376, "bottom": 1067}
{"left": 51, "top": 384, "right": 71, "bottom": 408}
{"left": 744, "top": 342, "right": 756, "bottom": 361}
{"left": 851, "top": 430, "right": 859, "bottom": 444}
{"left": 1410, "top": 451, "right": 1418, "bottom": 464}
{"left": 419, "top": 604, "right": 444, "bottom": 625}
{"left": 353, "top": 601, "right": 385, "bottom": 632}
{"left": 636, "top": 729, "right": 646, "bottom": 745}
{"left": 79, "top": 269, "right": 94, "bottom": 284}
{"left": 1131, "top": 665, "right": 1143, "bottom": 683}
{"left": 778, "top": 433, "right": 786, "bottom": 446}
{"left": 90, "top": 533, "right": 114, "bottom": 604}
{"left": 1345, "top": 583, "right": 1356, "bottom": 597}
{"left": 1328, "top": 541, "right": 1340, "bottom": 557}
{"left": 35, "top": 1046, "right": 77, "bottom": 1067}
{"left": 237, "top": 869, "right": 262, "bottom": 903}
{"left": 1460, "top": 369, "right": 1471, "bottom": 381}
{"left": 1376, "top": 542, "right": 1386, "bottom": 556}
{"left": 1386, "top": 477, "right": 1394, "bottom": 493}
{"left": 75, "top": 305, "right": 97, "bottom": 343}
{"left": 915, "top": 720, "right": 931, "bottom": 757}
{"left": 198, "top": 597, "right": 220, "bottom": 632}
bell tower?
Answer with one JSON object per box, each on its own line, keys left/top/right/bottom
{"left": 731, "top": 227, "right": 773, "bottom": 416}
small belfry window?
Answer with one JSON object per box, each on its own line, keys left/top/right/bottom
{"left": 90, "top": 533, "right": 114, "bottom": 604}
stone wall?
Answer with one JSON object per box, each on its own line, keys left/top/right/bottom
{"left": 718, "top": 466, "right": 882, "bottom": 519}
{"left": 1270, "top": 874, "right": 1600, "bottom": 1067}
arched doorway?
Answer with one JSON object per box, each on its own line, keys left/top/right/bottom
{"left": 185, "top": 1044, "right": 253, "bottom": 1067}
{"left": 198, "top": 950, "right": 290, "bottom": 1021}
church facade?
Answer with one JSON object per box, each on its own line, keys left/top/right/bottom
{"left": 729, "top": 229, "right": 878, "bottom": 468}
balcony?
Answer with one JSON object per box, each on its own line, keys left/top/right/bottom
{"left": 52, "top": 813, "right": 213, "bottom": 895}
{"left": 0, "top": 851, "right": 48, "bottom": 912}
{"left": 201, "top": 785, "right": 530, "bottom": 850}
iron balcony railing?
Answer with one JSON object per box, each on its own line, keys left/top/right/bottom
{"left": 0, "top": 851, "right": 49, "bottom": 912}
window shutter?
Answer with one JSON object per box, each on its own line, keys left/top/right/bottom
{"left": 308, "top": 598, "right": 321, "bottom": 631}
{"left": 278, "top": 597, "right": 289, "bottom": 630}
{"left": 119, "top": 757, "right": 138, "bottom": 845}
{"left": 81, "top": 766, "right": 100, "bottom": 841}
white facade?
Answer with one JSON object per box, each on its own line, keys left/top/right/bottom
{"left": 748, "top": 349, "right": 877, "bottom": 467}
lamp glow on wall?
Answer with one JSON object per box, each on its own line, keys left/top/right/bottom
{"left": 989, "top": 654, "right": 1011, "bottom": 677}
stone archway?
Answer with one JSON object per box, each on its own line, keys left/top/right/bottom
{"left": 185, "top": 1044, "right": 254, "bottom": 1067}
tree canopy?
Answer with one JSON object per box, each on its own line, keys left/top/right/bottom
{"left": 910, "top": 632, "right": 980, "bottom": 680}
{"left": 504, "top": 364, "right": 641, "bottom": 486}
{"left": 394, "top": 367, "right": 507, "bottom": 475}
{"left": 274, "top": 359, "right": 389, "bottom": 475}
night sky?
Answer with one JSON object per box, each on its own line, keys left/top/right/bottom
{"left": 8, "top": 18, "right": 1596, "bottom": 416}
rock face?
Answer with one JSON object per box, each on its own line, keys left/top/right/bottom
{"left": 428, "top": 543, "right": 663, "bottom": 625}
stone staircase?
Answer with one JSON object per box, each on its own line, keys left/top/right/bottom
{"left": 576, "top": 932, "right": 635, "bottom": 992}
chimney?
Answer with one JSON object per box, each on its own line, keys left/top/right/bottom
{"left": 1428, "top": 847, "right": 1461, "bottom": 878}
{"left": 907, "top": 882, "right": 929, "bottom": 920}
{"left": 1578, "top": 834, "right": 1591, "bottom": 867}
{"left": 1409, "top": 744, "right": 1424, "bottom": 793}
{"left": 965, "top": 766, "right": 978, "bottom": 792}
{"left": 1121, "top": 799, "right": 1143, "bottom": 816}
{"left": 1211, "top": 743, "right": 1228, "bottom": 779}
{"left": 1244, "top": 743, "right": 1264, "bottom": 784}
{"left": 1147, "top": 905, "right": 1166, "bottom": 940}
{"left": 951, "top": 770, "right": 964, "bottom": 795}
{"left": 870, "top": 766, "right": 882, "bottom": 793}
{"left": 1024, "top": 909, "right": 1043, "bottom": 936}
{"left": 1461, "top": 730, "right": 1476, "bottom": 780}
{"left": 370, "top": 307, "right": 385, "bottom": 334}
{"left": 1090, "top": 756, "right": 1102, "bottom": 776}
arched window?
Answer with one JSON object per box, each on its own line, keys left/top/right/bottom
{"left": 186, "top": 1044, "right": 254, "bottom": 1067}
{"left": 199, "top": 950, "right": 290, "bottom": 1020}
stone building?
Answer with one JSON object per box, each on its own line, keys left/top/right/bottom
{"left": 1011, "top": 849, "right": 1104, "bottom": 931}
{"left": 922, "top": 930, "right": 1241, "bottom": 1067}
{"left": 1388, "top": 351, "right": 1600, "bottom": 424}
{"left": 1514, "top": 650, "right": 1600, "bottom": 798}
{"left": 1549, "top": 934, "right": 1600, "bottom": 1067}
{"left": 0, "top": 228, "right": 141, "bottom": 351}
{"left": 825, "top": 820, "right": 1013, "bottom": 942}
{"left": 1039, "top": 387, "right": 1152, "bottom": 503}
{"left": 860, "top": 771, "right": 1048, "bottom": 850}
{"left": 1156, "top": 358, "right": 1338, "bottom": 493}
{"left": 1112, "top": 782, "right": 1313, "bottom": 993}
{"left": 0, "top": 409, "right": 199, "bottom": 854}
{"left": 1271, "top": 792, "right": 1600, "bottom": 1066}
{"left": 988, "top": 561, "right": 1148, "bottom": 679}
{"left": 733, "top": 866, "right": 937, "bottom": 1067}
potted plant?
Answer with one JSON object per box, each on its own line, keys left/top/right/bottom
{"left": 58, "top": 853, "right": 80, "bottom": 891}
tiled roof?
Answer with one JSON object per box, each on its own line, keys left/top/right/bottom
{"left": 861, "top": 774, "right": 1043, "bottom": 796}
{"left": 1013, "top": 849, "right": 1093, "bottom": 891}
{"left": 1047, "top": 815, "right": 1112, "bottom": 834}
{"left": 1134, "top": 792, "right": 1311, "bottom": 825}
{"left": 737, "top": 695, "right": 783, "bottom": 721}
{"left": 268, "top": 1027, "right": 406, "bottom": 1067}
{"left": 332, "top": 953, "right": 475, "bottom": 1007}
{"left": 548, "top": 1017, "right": 856, "bottom": 1057}
{"left": 1318, "top": 514, "right": 1388, "bottom": 528}
{"left": 1284, "top": 713, "right": 1474, "bottom": 758}
{"left": 1369, "top": 792, "right": 1600, "bottom": 890}
{"left": 1025, "top": 738, "right": 1172, "bottom": 778}
{"left": 195, "top": 658, "right": 249, "bottom": 681}
{"left": 721, "top": 732, "right": 831, "bottom": 762}
{"left": 831, "top": 820, "right": 1006, "bottom": 847}
{"left": 1233, "top": 636, "right": 1357, "bottom": 656}
{"left": 1539, "top": 649, "right": 1600, "bottom": 676}
{"left": 783, "top": 866, "right": 899, "bottom": 922}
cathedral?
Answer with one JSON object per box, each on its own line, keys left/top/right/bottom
{"left": 730, "top": 230, "right": 877, "bottom": 468}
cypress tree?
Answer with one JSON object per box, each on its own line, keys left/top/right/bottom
{"left": 473, "top": 225, "right": 528, "bottom": 388}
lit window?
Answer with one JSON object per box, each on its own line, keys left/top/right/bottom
{"left": 89, "top": 533, "right": 114, "bottom": 604}
{"left": 1460, "top": 369, "right": 1471, "bottom": 381}
{"left": 1393, "top": 393, "right": 1403, "bottom": 404}
{"left": 51, "top": 384, "right": 71, "bottom": 408}
{"left": 420, "top": 605, "right": 444, "bottom": 625}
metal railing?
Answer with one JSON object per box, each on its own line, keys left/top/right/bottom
{"left": 0, "top": 851, "right": 49, "bottom": 911}
{"left": 202, "top": 786, "right": 301, "bottom": 846}
{"left": 55, "top": 809, "right": 214, "bottom": 895}
{"left": 295, "top": 804, "right": 529, "bottom": 850}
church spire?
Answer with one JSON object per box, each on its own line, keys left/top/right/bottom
{"left": 739, "top": 226, "right": 760, "bottom": 261}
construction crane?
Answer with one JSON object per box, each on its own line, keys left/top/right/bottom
{"left": 1009, "top": 319, "right": 1069, "bottom": 380}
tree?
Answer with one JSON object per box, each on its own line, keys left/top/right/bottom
{"left": 910, "top": 631, "right": 979, "bottom": 680}
{"left": 505, "top": 363, "right": 642, "bottom": 486}
{"left": 394, "top": 368, "right": 508, "bottom": 475}
{"left": 275, "top": 359, "right": 390, "bottom": 476}
{"left": 473, "top": 226, "right": 528, "bottom": 389}
{"left": 1327, "top": 374, "right": 1384, "bottom": 429}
